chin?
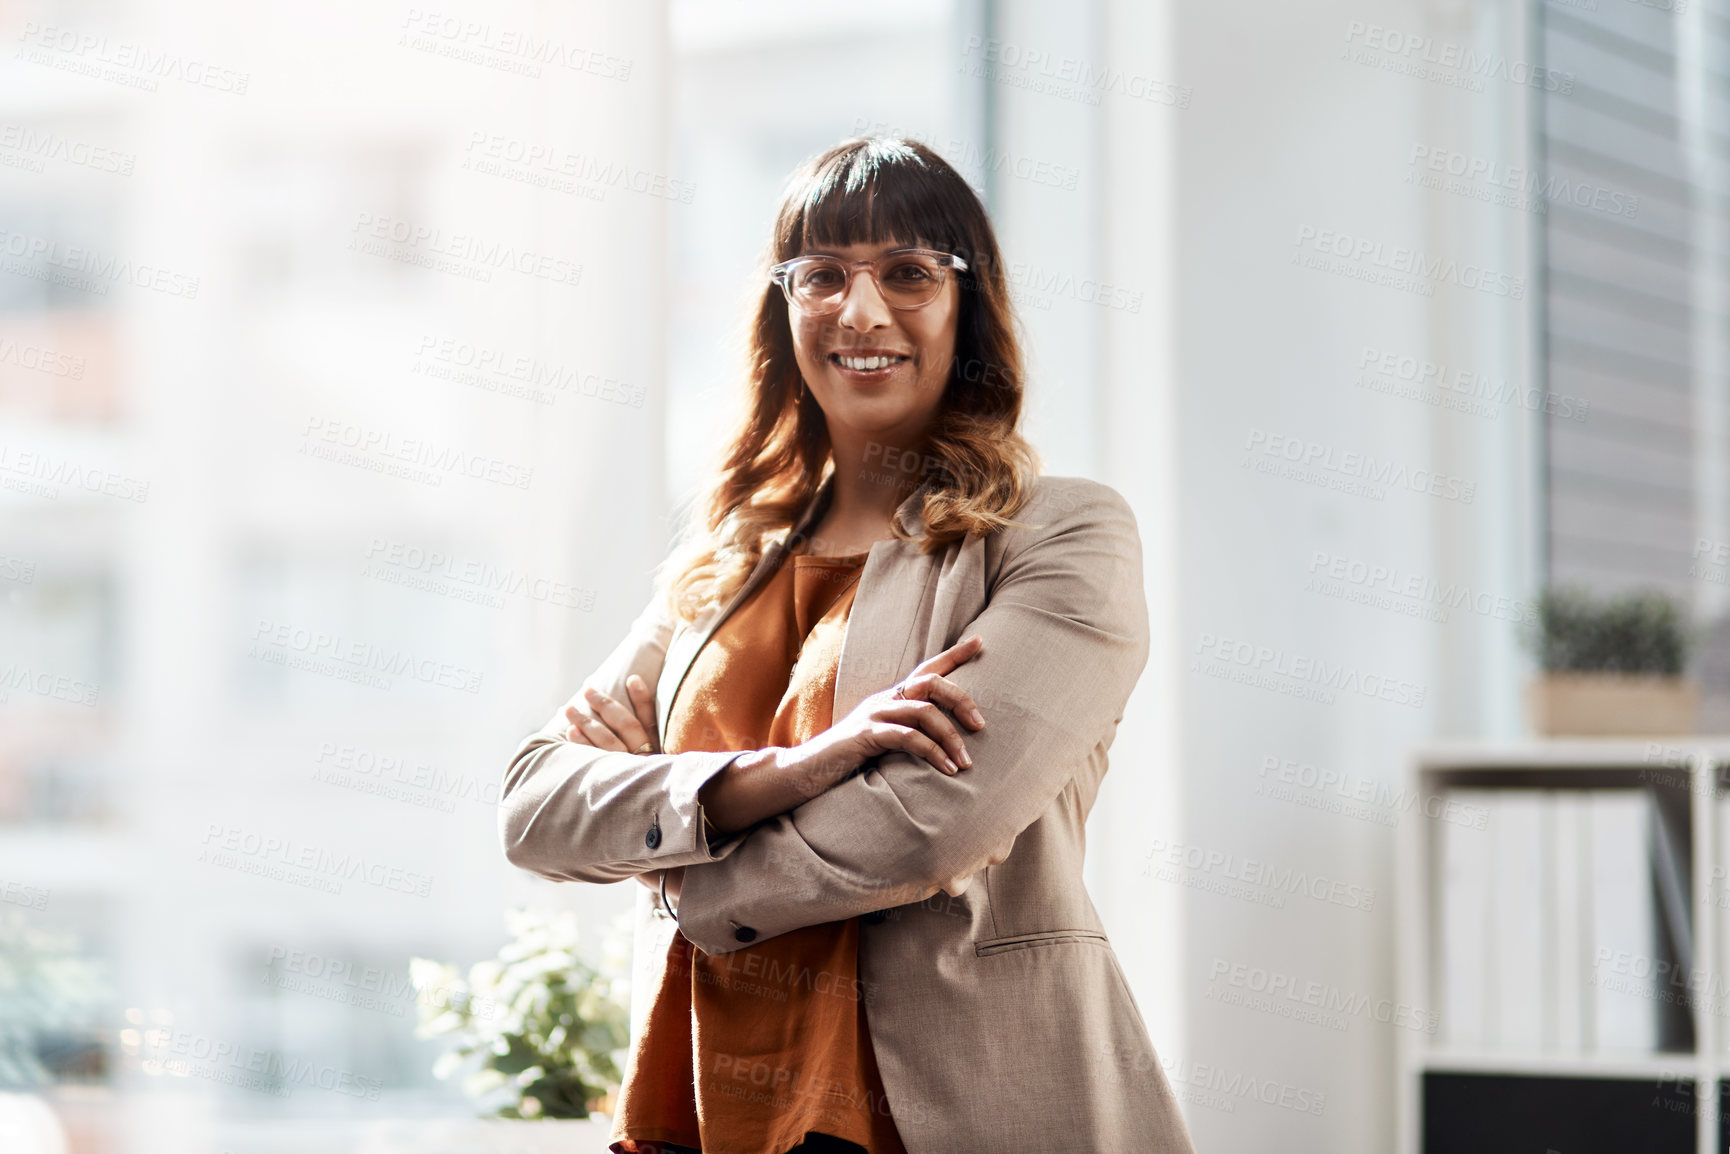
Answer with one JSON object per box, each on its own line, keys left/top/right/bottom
{"left": 826, "top": 388, "right": 922, "bottom": 419}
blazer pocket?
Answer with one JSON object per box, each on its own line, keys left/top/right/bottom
{"left": 974, "top": 928, "right": 1110, "bottom": 958}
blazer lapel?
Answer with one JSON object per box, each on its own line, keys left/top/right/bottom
{"left": 832, "top": 484, "right": 940, "bottom": 719}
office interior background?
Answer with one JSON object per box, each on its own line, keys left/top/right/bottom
{"left": 1, "top": 0, "right": 1724, "bottom": 1150}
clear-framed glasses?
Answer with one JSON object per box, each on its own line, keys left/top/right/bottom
{"left": 769, "top": 247, "right": 968, "bottom": 316}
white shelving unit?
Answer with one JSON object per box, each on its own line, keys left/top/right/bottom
{"left": 1397, "top": 739, "right": 1730, "bottom": 1154}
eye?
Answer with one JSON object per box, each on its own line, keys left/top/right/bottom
{"left": 885, "top": 261, "right": 936, "bottom": 283}
{"left": 798, "top": 264, "right": 844, "bottom": 288}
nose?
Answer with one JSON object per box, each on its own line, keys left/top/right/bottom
{"left": 835, "top": 267, "right": 892, "bottom": 330}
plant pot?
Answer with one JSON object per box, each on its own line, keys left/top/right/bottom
{"left": 1524, "top": 673, "right": 1699, "bottom": 736}
{"left": 0, "top": 1091, "right": 69, "bottom": 1154}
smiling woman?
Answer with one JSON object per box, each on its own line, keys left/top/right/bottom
{"left": 499, "top": 136, "right": 1199, "bottom": 1154}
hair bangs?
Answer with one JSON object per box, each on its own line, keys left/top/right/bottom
{"left": 790, "top": 141, "right": 966, "bottom": 259}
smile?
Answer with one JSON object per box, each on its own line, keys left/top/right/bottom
{"left": 829, "top": 353, "right": 911, "bottom": 372}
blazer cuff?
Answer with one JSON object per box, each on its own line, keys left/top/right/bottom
{"left": 500, "top": 746, "right": 749, "bottom": 883}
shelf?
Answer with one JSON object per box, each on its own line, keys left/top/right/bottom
{"left": 1397, "top": 740, "right": 1730, "bottom": 1154}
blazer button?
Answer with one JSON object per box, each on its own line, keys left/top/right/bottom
{"left": 644, "top": 825, "right": 661, "bottom": 849}
{"left": 733, "top": 926, "right": 757, "bottom": 943}
{"left": 862, "top": 910, "right": 888, "bottom": 925}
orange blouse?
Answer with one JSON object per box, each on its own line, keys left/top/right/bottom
{"left": 609, "top": 546, "right": 907, "bottom": 1154}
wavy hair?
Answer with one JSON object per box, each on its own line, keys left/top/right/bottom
{"left": 655, "top": 136, "right": 1041, "bottom": 624}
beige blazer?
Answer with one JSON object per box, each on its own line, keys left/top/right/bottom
{"left": 500, "top": 472, "right": 1198, "bottom": 1153}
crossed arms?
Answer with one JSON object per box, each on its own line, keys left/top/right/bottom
{"left": 497, "top": 479, "right": 1149, "bottom": 956}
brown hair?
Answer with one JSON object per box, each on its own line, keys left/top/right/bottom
{"left": 655, "top": 136, "right": 1041, "bottom": 623}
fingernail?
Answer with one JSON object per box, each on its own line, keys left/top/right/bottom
{"left": 945, "top": 758, "right": 958, "bottom": 774}
{"left": 967, "top": 708, "right": 985, "bottom": 728}
{"left": 958, "top": 748, "right": 972, "bottom": 768}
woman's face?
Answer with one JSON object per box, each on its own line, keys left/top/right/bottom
{"left": 787, "top": 237, "right": 959, "bottom": 448}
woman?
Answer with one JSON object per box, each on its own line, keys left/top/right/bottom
{"left": 499, "top": 137, "right": 1198, "bottom": 1154}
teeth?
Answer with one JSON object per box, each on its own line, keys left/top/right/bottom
{"left": 836, "top": 354, "right": 904, "bottom": 371}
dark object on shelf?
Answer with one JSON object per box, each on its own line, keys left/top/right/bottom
{"left": 1423, "top": 1072, "right": 1694, "bottom": 1154}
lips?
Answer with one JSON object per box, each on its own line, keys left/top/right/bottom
{"left": 829, "top": 351, "right": 912, "bottom": 373}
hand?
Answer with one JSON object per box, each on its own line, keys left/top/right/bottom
{"left": 564, "top": 673, "right": 660, "bottom": 754}
{"left": 775, "top": 633, "right": 988, "bottom": 799}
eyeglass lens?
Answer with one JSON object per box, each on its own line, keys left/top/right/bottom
{"left": 786, "top": 252, "right": 948, "bottom": 311}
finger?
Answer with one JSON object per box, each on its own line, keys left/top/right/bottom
{"left": 572, "top": 708, "right": 631, "bottom": 753}
{"left": 584, "top": 686, "right": 651, "bottom": 751}
{"left": 904, "top": 672, "right": 985, "bottom": 730}
{"left": 882, "top": 700, "right": 971, "bottom": 769}
{"left": 625, "top": 675, "right": 660, "bottom": 748}
{"left": 872, "top": 721, "right": 959, "bottom": 776}
{"left": 912, "top": 634, "right": 983, "bottom": 679}
{"left": 563, "top": 705, "right": 598, "bottom": 745}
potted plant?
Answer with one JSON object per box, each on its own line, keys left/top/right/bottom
{"left": 0, "top": 908, "right": 110, "bottom": 1154}
{"left": 408, "top": 907, "right": 632, "bottom": 1128}
{"left": 1520, "top": 586, "right": 1698, "bottom": 735}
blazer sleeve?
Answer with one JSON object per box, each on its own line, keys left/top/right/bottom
{"left": 674, "top": 479, "right": 1150, "bottom": 954}
{"left": 498, "top": 590, "right": 749, "bottom": 885}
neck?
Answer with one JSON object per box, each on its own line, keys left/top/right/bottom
{"left": 824, "top": 425, "right": 930, "bottom": 526}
